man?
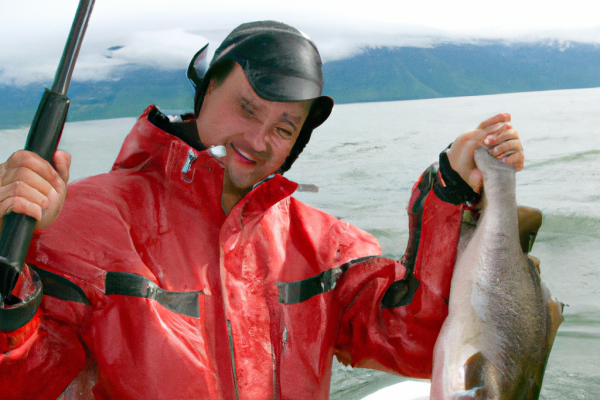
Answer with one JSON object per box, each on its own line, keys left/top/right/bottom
{"left": 0, "top": 21, "right": 523, "bottom": 399}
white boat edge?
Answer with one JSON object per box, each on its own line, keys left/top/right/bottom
{"left": 362, "top": 380, "right": 431, "bottom": 400}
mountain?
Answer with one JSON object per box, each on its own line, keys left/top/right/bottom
{"left": 322, "top": 42, "right": 600, "bottom": 103}
{"left": 2, "top": 41, "right": 600, "bottom": 129}
{"left": 0, "top": 67, "right": 195, "bottom": 129}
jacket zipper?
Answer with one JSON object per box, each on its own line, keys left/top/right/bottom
{"left": 226, "top": 319, "right": 240, "bottom": 400}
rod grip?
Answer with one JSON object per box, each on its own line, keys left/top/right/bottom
{"left": 25, "top": 89, "right": 70, "bottom": 161}
{"left": 0, "top": 89, "right": 69, "bottom": 301}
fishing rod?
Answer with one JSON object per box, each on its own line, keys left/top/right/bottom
{"left": 0, "top": 0, "right": 95, "bottom": 312}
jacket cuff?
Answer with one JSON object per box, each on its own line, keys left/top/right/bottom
{"left": 433, "top": 145, "right": 481, "bottom": 206}
{"left": 0, "top": 308, "right": 41, "bottom": 353}
{"left": 0, "top": 265, "right": 43, "bottom": 332}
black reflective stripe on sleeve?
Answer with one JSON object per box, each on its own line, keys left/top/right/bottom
{"left": 28, "top": 264, "right": 90, "bottom": 305}
{"left": 275, "top": 256, "right": 377, "bottom": 305}
{"left": 0, "top": 269, "right": 43, "bottom": 331}
{"left": 383, "top": 166, "right": 436, "bottom": 310}
{"left": 402, "top": 164, "right": 436, "bottom": 275}
{"left": 104, "top": 271, "right": 202, "bottom": 318}
{"left": 381, "top": 273, "right": 420, "bottom": 309}
{"left": 410, "top": 164, "right": 436, "bottom": 215}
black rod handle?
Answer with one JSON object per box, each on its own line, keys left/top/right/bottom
{"left": 0, "top": 90, "right": 69, "bottom": 303}
{"left": 0, "top": 0, "right": 94, "bottom": 305}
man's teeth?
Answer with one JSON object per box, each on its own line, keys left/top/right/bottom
{"left": 238, "top": 148, "right": 254, "bottom": 162}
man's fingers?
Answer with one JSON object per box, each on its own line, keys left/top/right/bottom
{"left": 53, "top": 151, "right": 71, "bottom": 186}
{"left": 489, "top": 138, "right": 523, "bottom": 160}
{"left": 0, "top": 196, "right": 43, "bottom": 221}
{"left": 484, "top": 127, "right": 518, "bottom": 146}
{"left": 5, "top": 150, "right": 64, "bottom": 191}
{"left": 469, "top": 121, "right": 512, "bottom": 145}
{"left": 0, "top": 181, "right": 49, "bottom": 209}
{"left": 0, "top": 150, "right": 71, "bottom": 231}
{"left": 501, "top": 151, "right": 525, "bottom": 168}
{"left": 6, "top": 167, "right": 55, "bottom": 197}
{"left": 477, "top": 113, "right": 511, "bottom": 130}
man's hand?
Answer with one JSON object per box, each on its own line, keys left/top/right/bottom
{"left": 0, "top": 150, "right": 71, "bottom": 231}
{"left": 446, "top": 113, "right": 524, "bottom": 194}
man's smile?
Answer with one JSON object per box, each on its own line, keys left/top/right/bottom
{"left": 231, "top": 143, "right": 259, "bottom": 165}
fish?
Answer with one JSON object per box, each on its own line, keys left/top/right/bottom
{"left": 430, "top": 148, "right": 564, "bottom": 400}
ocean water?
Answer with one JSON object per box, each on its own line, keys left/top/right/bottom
{"left": 1, "top": 88, "right": 599, "bottom": 399}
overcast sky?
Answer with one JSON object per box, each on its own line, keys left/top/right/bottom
{"left": 2, "top": 0, "right": 600, "bottom": 86}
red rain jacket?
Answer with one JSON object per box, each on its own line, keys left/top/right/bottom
{"left": 0, "top": 106, "right": 464, "bottom": 400}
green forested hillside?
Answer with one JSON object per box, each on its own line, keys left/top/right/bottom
{"left": 322, "top": 43, "right": 600, "bottom": 103}
{"left": 3, "top": 42, "right": 600, "bottom": 129}
{"left": 0, "top": 67, "right": 195, "bottom": 129}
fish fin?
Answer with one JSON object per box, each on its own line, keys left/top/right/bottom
{"left": 460, "top": 352, "right": 505, "bottom": 399}
{"left": 463, "top": 352, "right": 486, "bottom": 396}
{"left": 528, "top": 255, "right": 541, "bottom": 274}
{"left": 463, "top": 348, "right": 551, "bottom": 400}
{"left": 518, "top": 206, "right": 543, "bottom": 253}
{"left": 526, "top": 257, "right": 542, "bottom": 286}
{"left": 540, "top": 280, "right": 564, "bottom": 348}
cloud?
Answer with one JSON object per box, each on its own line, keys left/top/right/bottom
{"left": 0, "top": 28, "right": 212, "bottom": 86}
{"left": 276, "top": 18, "right": 600, "bottom": 62}
{"left": 3, "top": 0, "right": 600, "bottom": 87}
{"left": 99, "top": 29, "right": 212, "bottom": 70}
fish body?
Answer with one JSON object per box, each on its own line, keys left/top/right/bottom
{"left": 430, "top": 148, "right": 563, "bottom": 400}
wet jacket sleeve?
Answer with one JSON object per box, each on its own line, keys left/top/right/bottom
{"left": 334, "top": 158, "right": 470, "bottom": 379}
{"left": 433, "top": 145, "right": 481, "bottom": 206}
{"left": 0, "top": 262, "right": 89, "bottom": 400}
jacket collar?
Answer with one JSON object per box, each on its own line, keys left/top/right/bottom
{"left": 113, "top": 106, "right": 299, "bottom": 226}
{"left": 235, "top": 174, "right": 298, "bottom": 227}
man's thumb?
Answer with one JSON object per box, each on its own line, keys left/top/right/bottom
{"left": 53, "top": 151, "right": 71, "bottom": 184}
{"left": 468, "top": 169, "right": 483, "bottom": 194}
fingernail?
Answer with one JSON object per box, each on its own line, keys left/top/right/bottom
{"left": 485, "top": 137, "right": 494, "bottom": 145}
{"left": 506, "top": 124, "right": 512, "bottom": 130}
{"left": 502, "top": 156, "right": 508, "bottom": 163}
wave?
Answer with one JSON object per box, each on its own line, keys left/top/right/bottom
{"left": 526, "top": 149, "right": 600, "bottom": 170}
{"left": 539, "top": 213, "right": 600, "bottom": 238}
{"left": 540, "top": 369, "right": 600, "bottom": 400}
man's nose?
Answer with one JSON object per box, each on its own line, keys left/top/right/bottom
{"left": 243, "top": 123, "right": 268, "bottom": 154}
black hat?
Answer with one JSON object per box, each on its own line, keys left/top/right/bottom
{"left": 188, "top": 21, "right": 334, "bottom": 173}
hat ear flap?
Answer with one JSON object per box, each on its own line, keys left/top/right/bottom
{"left": 187, "top": 44, "right": 210, "bottom": 89}
{"left": 308, "top": 96, "right": 334, "bottom": 129}
{"left": 277, "top": 96, "right": 334, "bottom": 174}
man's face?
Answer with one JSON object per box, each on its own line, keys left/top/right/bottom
{"left": 196, "top": 63, "right": 313, "bottom": 193}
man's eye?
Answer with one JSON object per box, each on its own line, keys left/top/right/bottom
{"left": 241, "top": 105, "right": 254, "bottom": 115}
{"left": 277, "top": 128, "right": 293, "bottom": 137}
